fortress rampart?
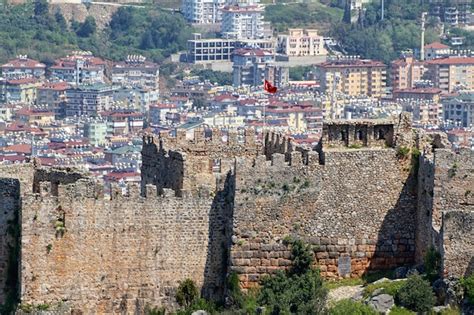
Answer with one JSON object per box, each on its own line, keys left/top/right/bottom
{"left": 0, "top": 115, "right": 472, "bottom": 312}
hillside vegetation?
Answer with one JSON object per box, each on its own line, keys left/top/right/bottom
{"left": 0, "top": 1, "right": 193, "bottom": 64}
{"left": 264, "top": 2, "right": 343, "bottom": 33}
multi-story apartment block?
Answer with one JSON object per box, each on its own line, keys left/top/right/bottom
{"left": 425, "top": 56, "right": 474, "bottom": 94}
{"left": 187, "top": 33, "right": 275, "bottom": 64}
{"left": 391, "top": 56, "right": 426, "bottom": 91}
{"left": 37, "top": 82, "right": 69, "bottom": 115}
{"left": 112, "top": 55, "right": 160, "bottom": 90}
{"left": 187, "top": 34, "right": 236, "bottom": 63}
{"left": 64, "top": 84, "right": 118, "bottom": 117}
{"left": 0, "top": 78, "right": 42, "bottom": 104}
{"left": 429, "top": 0, "right": 472, "bottom": 26}
{"left": 277, "top": 29, "right": 327, "bottom": 57}
{"left": 50, "top": 52, "right": 106, "bottom": 86}
{"left": 1, "top": 56, "right": 46, "bottom": 80}
{"left": 233, "top": 48, "right": 287, "bottom": 87}
{"left": 442, "top": 92, "right": 474, "bottom": 128}
{"left": 83, "top": 120, "right": 108, "bottom": 146}
{"left": 182, "top": 0, "right": 226, "bottom": 24}
{"left": 221, "top": 3, "right": 264, "bottom": 39}
{"left": 315, "top": 57, "right": 387, "bottom": 98}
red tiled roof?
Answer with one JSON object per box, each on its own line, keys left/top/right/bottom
{"left": 0, "top": 155, "right": 27, "bottom": 162}
{"left": 424, "top": 42, "right": 449, "bottom": 50}
{"left": 51, "top": 55, "right": 106, "bottom": 69}
{"left": 2, "top": 144, "right": 32, "bottom": 154}
{"left": 427, "top": 57, "right": 474, "bottom": 65}
{"left": 6, "top": 78, "right": 38, "bottom": 85}
{"left": 1, "top": 58, "right": 46, "bottom": 69}
{"left": 104, "top": 172, "right": 140, "bottom": 181}
{"left": 319, "top": 59, "right": 386, "bottom": 68}
{"left": 16, "top": 108, "right": 55, "bottom": 117}
{"left": 39, "top": 82, "right": 70, "bottom": 91}
{"left": 234, "top": 48, "right": 273, "bottom": 57}
{"left": 394, "top": 88, "right": 442, "bottom": 94}
{"left": 150, "top": 103, "right": 177, "bottom": 109}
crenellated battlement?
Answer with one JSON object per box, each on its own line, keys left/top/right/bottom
{"left": 32, "top": 178, "right": 210, "bottom": 203}
{"left": 143, "top": 127, "right": 260, "bottom": 157}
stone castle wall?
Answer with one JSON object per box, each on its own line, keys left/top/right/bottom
{"left": 0, "top": 164, "right": 35, "bottom": 304}
{"left": 230, "top": 148, "right": 417, "bottom": 288}
{"left": 432, "top": 149, "right": 474, "bottom": 277}
{"left": 19, "top": 176, "right": 232, "bottom": 313}
{"left": 0, "top": 122, "right": 472, "bottom": 311}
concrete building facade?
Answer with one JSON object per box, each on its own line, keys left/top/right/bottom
{"left": 425, "top": 56, "right": 474, "bottom": 94}
{"left": 277, "top": 29, "right": 327, "bottom": 57}
{"left": 315, "top": 57, "right": 387, "bottom": 98}
{"left": 221, "top": 3, "right": 264, "bottom": 39}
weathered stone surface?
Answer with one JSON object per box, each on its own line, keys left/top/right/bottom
{"left": 0, "top": 119, "right": 471, "bottom": 311}
{"left": 368, "top": 294, "right": 394, "bottom": 314}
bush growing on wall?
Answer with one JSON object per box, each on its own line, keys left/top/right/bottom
{"left": 176, "top": 279, "right": 199, "bottom": 308}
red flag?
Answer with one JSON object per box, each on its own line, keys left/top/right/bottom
{"left": 264, "top": 80, "right": 277, "bottom": 93}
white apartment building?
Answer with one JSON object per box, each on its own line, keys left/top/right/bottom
{"left": 277, "top": 29, "right": 327, "bottom": 57}
{"left": 221, "top": 2, "right": 264, "bottom": 39}
{"left": 182, "top": 0, "right": 226, "bottom": 24}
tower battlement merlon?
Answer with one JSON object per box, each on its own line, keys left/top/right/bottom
{"left": 322, "top": 118, "right": 397, "bottom": 150}
{"left": 143, "top": 127, "right": 260, "bottom": 155}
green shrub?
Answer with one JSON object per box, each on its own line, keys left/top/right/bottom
{"left": 461, "top": 273, "right": 474, "bottom": 304}
{"left": 436, "top": 306, "right": 462, "bottom": 315}
{"left": 145, "top": 305, "right": 166, "bottom": 315}
{"left": 227, "top": 272, "right": 244, "bottom": 308}
{"left": 257, "top": 238, "right": 327, "bottom": 314}
{"left": 397, "top": 146, "right": 410, "bottom": 159}
{"left": 396, "top": 275, "right": 435, "bottom": 312}
{"left": 328, "top": 299, "right": 377, "bottom": 315}
{"left": 389, "top": 305, "right": 415, "bottom": 315}
{"left": 424, "top": 246, "right": 441, "bottom": 281}
{"left": 284, "top": 238, "right": 314, "bottom": 275}
{"left": 176, "top": 279, "right": 199, "bottom": 308}
{"left": 348, "top": 144, "right": 363, "bottom": 149}
{"left": 258, "top": 269, "right": 327, "bottom": 315}
{"left": 363, "top": 279, "right": 406, "bottom": 298}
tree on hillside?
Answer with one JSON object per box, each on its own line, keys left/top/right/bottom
{"left": 76, "top": 16, "right": 97, "bottom": 38}
{"left": 54, "top": 11, "right": 68, "bottom": 30}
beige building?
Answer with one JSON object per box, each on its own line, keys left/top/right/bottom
{"left": 391, "top": 56, "right": 426, "bottom": 91}
{"left": 425, "top": 56, "right": 474, "bottom": 94}
{"left": 315, "top": 58, "right": 387, "bottom": 98}
{"left": 277, "top": 29, "right": 327, "bottom": 57}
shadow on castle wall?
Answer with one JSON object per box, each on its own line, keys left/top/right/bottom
{"left": 367, "top": 173, "right": 418, "bottom": 274}
{"left": 0, "top": 178, "right": 21, "bottom": 309}
{"left": 202, "top": 171, "right": 235, "bottom": 302}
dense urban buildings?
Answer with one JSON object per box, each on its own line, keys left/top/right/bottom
{"left": 0, "top": 56, "right": 46, "bottom": 79}
{"left": 442, "top": 92, "right": 474, "bottom": 128}
{"left": 112, "top": 55, "right": 160, "bottom": 90}
{"left": 50, "top": 52, "right": 106, "bottom": 86}
{"left": 232, "top": 48, "right": 288, "bottom": 88}
{"left": 315, "top": 57, "right": 387, "bottom": 98}
{"left": 391, "top": 55, "right": 426, "bottom": 90}
{"left": 425, "top": 56, "right": 474, "bottom": 93}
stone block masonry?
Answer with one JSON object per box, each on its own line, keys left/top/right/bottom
{"left": 0, "top": 117, "right": 472, "bottom": 311}
{"left": 20, "top": 177, "right": 229, "bottom": 313}
{"left": 231, "top": 148, "right": 417, "bottom": 288}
